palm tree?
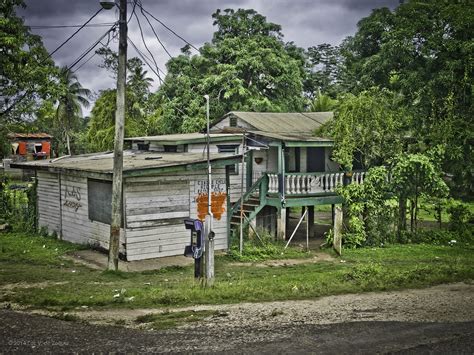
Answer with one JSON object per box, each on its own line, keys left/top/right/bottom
{"left": 127, "top": 65, "right": 153, "bottom": 102}
{"left": 310, "top": 90, "right": 338, "bottom": 112}
{"left": 56, "top": 66, "right": 90, "bottom": 155}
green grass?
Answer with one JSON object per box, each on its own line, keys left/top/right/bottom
{"left": 0, "top": 232, "right": 473, "bottom": 312}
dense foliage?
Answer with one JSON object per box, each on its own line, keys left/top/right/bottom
{"left": 0, "top": 0, "right": 59, "bottom": 122}
{"left": 157, "top": 9, "right": 306, "bottom": 133}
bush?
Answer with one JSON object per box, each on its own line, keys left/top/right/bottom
{"left": 447, "top": 201, "right": 472, "bottom": 232}
{"left": 0, "top": 176, "right": 36, "bottom": 232}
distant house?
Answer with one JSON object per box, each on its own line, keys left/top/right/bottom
{"left": 8, "top": 133, "right": 52, "bottom": 161}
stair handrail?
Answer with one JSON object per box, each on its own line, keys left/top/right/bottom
{"left": 230, "top": 173, "right": 268, "bottom": 216}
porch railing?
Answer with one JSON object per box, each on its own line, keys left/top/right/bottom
{"left": 267, "top": 171, "right": 366, "bottom": 195}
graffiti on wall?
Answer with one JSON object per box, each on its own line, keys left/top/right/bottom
{"left": 63, "top": 185, "right": 82, "bottom": 212}
{"left": 194, "top": 179, "right": 226, "bottom": 221}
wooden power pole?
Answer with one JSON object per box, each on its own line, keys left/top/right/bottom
{"left": 108, "top": 0, "right": 127, "bottom": 271}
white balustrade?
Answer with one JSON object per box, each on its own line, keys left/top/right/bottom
{"left": 267, "top": 171, "right": 366, "bottom": 195}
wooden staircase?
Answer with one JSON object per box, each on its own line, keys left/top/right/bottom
{"left": 229, "top": 175, "right": 268, "bottom": 235}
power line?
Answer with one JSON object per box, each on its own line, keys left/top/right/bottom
{"left": 139, "top": 5, "right": 173, "bottom": 59}
{"left": 73, "top": 28, "right": 118, "bottom": 73}
{"left": 48, "top": 8, "right": 104, "bottom": 61}
{"left": 133, "top": 8, "right": 162, "bottom": 84}
{"left": 136, "top": 3, "right": 199, "bottom": 52}
{"left": 69, "top": 25, "right": 118, "bottom": 71}
{"left": 28, "top": 23, "right": 114, "bottom": 29}
{"left": 127, "top": 37, "right": 190, "bottom": 118}
{"left": 127, "top": 36, "right": 165, "bottom": 84}
{"left": 1, "top": 7, "right": 105, "bottom": 117}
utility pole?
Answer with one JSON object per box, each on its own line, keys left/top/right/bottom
{"left": 204, "top": 95, "right": 214, "bottom": 286}
{"left": 108, "top": 0, "right": 127, "bottom": 271}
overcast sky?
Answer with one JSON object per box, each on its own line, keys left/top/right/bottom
{"left": 19, "top": 0, "right": 399, "bottom": 113}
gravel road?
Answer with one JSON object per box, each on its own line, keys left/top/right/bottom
{"left": 1, "top": 282, "right": 473, "bottom": 353}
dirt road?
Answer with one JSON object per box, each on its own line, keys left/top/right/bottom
{"left": 1, "top": 282, "right": 473, "bottom": 353}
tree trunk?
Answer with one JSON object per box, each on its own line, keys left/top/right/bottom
{"left": 410, "top": 199, "right": 415, "bottom": 234}
{"left": 66, "top": 133, "right": 71, "bottom": 156}
{"left": 414, "top": 192, "right": 418, "bottom": 233}
{"left": 398, "top": 196, "right": 407, "bottom": 237}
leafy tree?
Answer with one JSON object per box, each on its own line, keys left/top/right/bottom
{"left": 319, "top": 88, "right": 408, "bottom": 170}
{"left": 86, "top": 88, "right": 161, "bottom": 152}
{"left": 0, "top": 0, "right": 59, "bottom": 121}
{"left": 305, "top": 43, "right": 342, "bottom": 99}
{"left": 157, "top": 8, "right": 306, "bottom": 133}
{"left": 56, "top": 67, "right": 90, "bottom": 155}
{"left": 391, "top": 152, "right": 449, "bottom": 234}
{"left": 340, "top": 0, "right": 473, "bottom": 193}
{"left": 338, "top": 166, "right": 394, "bottom": 247}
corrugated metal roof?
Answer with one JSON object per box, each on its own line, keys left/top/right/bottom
{"left": 11, "top": 151, "right": 240, "bottom": 176}
{"left": 225, "top": 111, "right": 333, "bottom": 134}
{"left": 8, "top": 133, "right": 52, "bottom": 139}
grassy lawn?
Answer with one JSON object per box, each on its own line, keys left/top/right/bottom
{"left": 0, "top": 232, "right": 473, "bottom": 312}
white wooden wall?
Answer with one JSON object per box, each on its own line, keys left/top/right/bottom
{"left": 37, "top": 171, "right": 61, "bottom": 235}
{"left": 124, "top": 169, "right": 228, "bottom": 261}
{"left": 59, "top": 175, "right": 125, "bottom": 251}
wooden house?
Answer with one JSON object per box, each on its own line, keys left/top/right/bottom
{"left": 210, "top": 112, "right": 366, "bottom": 240}
{"left": 12, "top": 150, "right": 239, "bottom": 261}
{"left": 8, "top": 133, "right": 52, "bottom": 161}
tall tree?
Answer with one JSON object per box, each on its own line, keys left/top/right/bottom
{"left": 56, "top": 67, "right": 90, "bottom": 155}
{"left": 0, "top": 0, "right": 58, "bottom": 122}
{"left": 305, "top": 43, "right": 342, "bottom": 99}
{"left": 158, "top": 8, "right": 306, "bottom": 133}
{"left": 319, "top": 88, "right": 408, "bottom": 171}
{"left": 340, "top": 0, "right": 473, "bottom": 193}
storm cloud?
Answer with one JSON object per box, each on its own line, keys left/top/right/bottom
{"left": 18, "top": 0, "right": 399, "bottom": 110}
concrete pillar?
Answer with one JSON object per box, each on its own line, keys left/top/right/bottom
{"left": 277, "top": 207, "right": 287, "bottom": 240}
{"left": 333, "top": 205, "right": 343, "bottom": 255}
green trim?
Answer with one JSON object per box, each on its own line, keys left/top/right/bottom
{"left": 266, "top": 195, "right": 343, "bottom": 208}
{"left": 285, "top": 141, "right": 333, "bottom": 147}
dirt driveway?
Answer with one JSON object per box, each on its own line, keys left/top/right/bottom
{"left": 1, "top": 282, "right": 473, "bottom": 353}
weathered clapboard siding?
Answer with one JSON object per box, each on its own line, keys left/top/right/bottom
{"left": 59, "top": 175, "right": 125, "bottom": 251}
{"left": 37, "top": 171, "right": 61, "bottom": 235}
{"left": 124, "top": 169, "right": 229, "bottom": 261}
{"left": 228, "top": 162, "right": 246, "bottom": 203}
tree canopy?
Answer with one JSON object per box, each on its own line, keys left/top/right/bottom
{"left": 0, "top": 0, "right": 59, "bottom": 121}
{"left": 157, "top": 8, "right": 306, "bottom": 134}
{"left": 339, "top": 0, "right": 473, "bottom": 192}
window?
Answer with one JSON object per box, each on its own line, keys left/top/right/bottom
{"left": 229, "top": 116, "right": 237, "bottom": 127}
{"left": 217, "top": 144, "right": 239, "bottom": 175}
{"left": 164, "top": 145, "right": 178, "bottom": 152}
{"left": 87, "top": 179, "right": 121, "bottom": 225}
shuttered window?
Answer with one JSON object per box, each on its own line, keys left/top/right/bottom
{"left": 87, "top": 179, "right": 122, "bottom": 225}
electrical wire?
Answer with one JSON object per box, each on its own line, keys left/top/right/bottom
{"left": 29, "top": 23, "right": 114, "bottom": 29}
{"left": 1, "top": 7, "right": 105, "bottom": 117}
{"left": 73, "top": 27, "right": 119, "bottom": 73}
{"left": 127, "top": 36, "right": 164, "bottom": 84}
{"left": 133, "top": 9, "right": 162, "bottom": 84}
{"left": 69, "top": 25, "right": 117, "bottom": 71}
{"left": 139, "top": 5, "right": 173, "bottom": 59}
{"left": 136, "top": 3, "right": 199, "bottom": 52}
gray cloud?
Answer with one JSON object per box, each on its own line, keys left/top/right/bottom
{"left": 19, "top": 0, "right": 399, "bottom": 114}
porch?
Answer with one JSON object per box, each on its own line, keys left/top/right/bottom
{"left": 229, "top": 171, "right": 367, "bottom": 242}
